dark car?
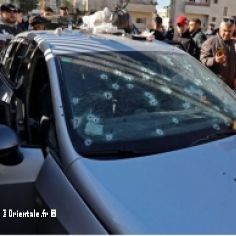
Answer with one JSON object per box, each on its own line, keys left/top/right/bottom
{"left": 1, "top": 30, "right": 236, "bottom": 234}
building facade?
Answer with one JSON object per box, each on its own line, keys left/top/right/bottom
{"left": 170, "top": 0, "right": 236, "bottom": 30}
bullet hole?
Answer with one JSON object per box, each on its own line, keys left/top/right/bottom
{"left": 222, "top": 172, "right": 226, "bottom": 176}
{"left": 234, "top": 178, "right": 236, "bottom": 182}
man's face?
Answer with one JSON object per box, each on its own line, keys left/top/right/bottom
{"left": 219, "top": 23, "right": 235, "bottom": 40}
{"left": 176, "top": 23, "right": 188, "bottom": 34}
{"left": 1, "top": 10, "right": 17, "bottom": 24}
{"left": 16, "top": 12, "right": 23, "bottom": 23}
{"left": 189, "top": 21, "right": 199, "bottom": 33}
{"left": 42, "top": 11, "right": 52, "bottom": 17}
{"left": 33, "top": 23, "right": 45, "bottom": 30}
{"left": 59, "top": 9, "right": 68, "bottom": 17}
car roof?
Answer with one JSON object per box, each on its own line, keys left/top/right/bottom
{"left": 17, "top": 30, "right": 185, "bottom": 56}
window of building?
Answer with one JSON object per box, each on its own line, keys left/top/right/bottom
{"left": 223, "top": 6, "right": 228, "bottom": 16}
{"left": 214, "top": 0, "right": 218, "bottom": 4}
{"left": 212, "top": 17, "right": 216, "bottom": 22}
{"left": 136, "top": 18, "right": 146, "bottom": 24}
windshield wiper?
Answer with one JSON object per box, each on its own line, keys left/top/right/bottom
{"left": 190, "top": 129, "right": 236, "bottom": 147}
{"left": 83, "top": 149, "right": 155, "bottom": 158}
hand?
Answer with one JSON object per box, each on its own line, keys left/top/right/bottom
{"left": 215, "top": 53, "right": 226, "bottom": 64}
{"left": 146, "top": 34, "right": 155, "bottom": 41}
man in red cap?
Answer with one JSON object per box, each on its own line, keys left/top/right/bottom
{"left": 170, "top": 15, "right": 194, "bottom": 54}
{"left": 176, "top": 15, "right": 189, "bottom": 38}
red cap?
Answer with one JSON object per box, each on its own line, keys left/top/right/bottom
{"left": 176, "top": 15, "right": 187, "bottom": 26}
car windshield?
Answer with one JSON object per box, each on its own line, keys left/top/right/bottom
{"left": 58, "top": 51, "right": 236, "bottom": 157}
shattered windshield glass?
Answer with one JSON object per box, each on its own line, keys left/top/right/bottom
{"left": 58, "top": 51, "right": 236, "bottom": 157}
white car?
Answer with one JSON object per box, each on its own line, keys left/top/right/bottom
{"left": 0, "top": 29, "right": 236, "bottom": 234}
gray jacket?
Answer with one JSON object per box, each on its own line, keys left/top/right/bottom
{"left": 200, "top": 33, "right": 236, "bottom": 88}
{"left": 0, "top": 19, "right": 24, "bottom": 36}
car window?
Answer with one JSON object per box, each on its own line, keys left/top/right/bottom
{"left": 1, "top": 41, "right": 18, "bottom": 78}
{"left": 58, "top": 51, "right": 236, "bottom": 157}
{"left": 26, "top": 55, "right": 59, "bottom": 153}
{"left": 14, "top": 42, "right": 38, "bottom": 88}
{"left": 1, "top": 39, "right": 36, "bottom": 86}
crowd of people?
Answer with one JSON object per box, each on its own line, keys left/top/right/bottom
{"left": 0, "top": 3, "right": 72, "bottom": 35}
{"left": 0, "top": 2, "right": 235, "bottom": 89}
{"left": 150, "top": 14, "right": 236, "bottom": 89}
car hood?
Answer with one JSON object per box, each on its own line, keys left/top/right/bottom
{"left": 68, "top": 135, "right": 236, "bottom": 234}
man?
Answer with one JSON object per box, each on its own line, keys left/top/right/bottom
{"left": 16, "top": 8, "right": 28, "bottom": 31}
{"left": 205, "top": 23, "right": 215, "bottom": 37}
{"left": 41, "top": 7, "right": 54, "bottom": 17}
{"left": 175, "top": 15, "right": 189, "bottom": 38}
{"left": 150, "top": 16, "right": 165, "bottom": 41}
{"left": 59, "top": 6, "right": 69, "bottom": 17}
{"left": 165, "top": 24, "right": 174, "bottom": 40}
{"left": 29, "top": 15, "right": 50, "bottom": 31}
{"left": 188, "top": 18, "right": 207, "bottom": 59}
{"left": 0, "top": 4, "right": 24, "bottom": 36}
{"left": 58, "top": 5, "right": 72, "bottom": 28}
{"left": 170, "top": 15, "right": 194, "bottom": 53}
{"left": 200, "top": 18, "right": 236, "bottom": 89}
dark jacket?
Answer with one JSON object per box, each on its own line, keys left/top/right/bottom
{"left": 0, "top": 22, "right": 24, "bottom": 36}
{"left": 150, "top": 29, "right": 165, "bottom": 41}
{"left": 189, "top": 28, "right": 207, "bottom": 59}
{"left": 17, "top": 20, "right": 29, "bottom": 32}
{"left": 171, "top": 30, "right": 195, "bottom": 53}
{"left": 165, "top": 27, "right": 174, "bottom": 40}
{"left": 200, "top": 34, "right": 236, "bottom": 88}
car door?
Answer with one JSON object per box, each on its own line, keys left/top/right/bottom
{"left": 21, "top": 49, "right": 107, "bottom": 234}
{"left": 0, "top": 38, "right": 37, "bottom": 128}
{"left": 0, "top": 41, "right": 18, "bottom": 125}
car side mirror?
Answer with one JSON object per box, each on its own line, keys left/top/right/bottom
{"left": 0, "top": 124, "right": 22, "bottom": 165}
